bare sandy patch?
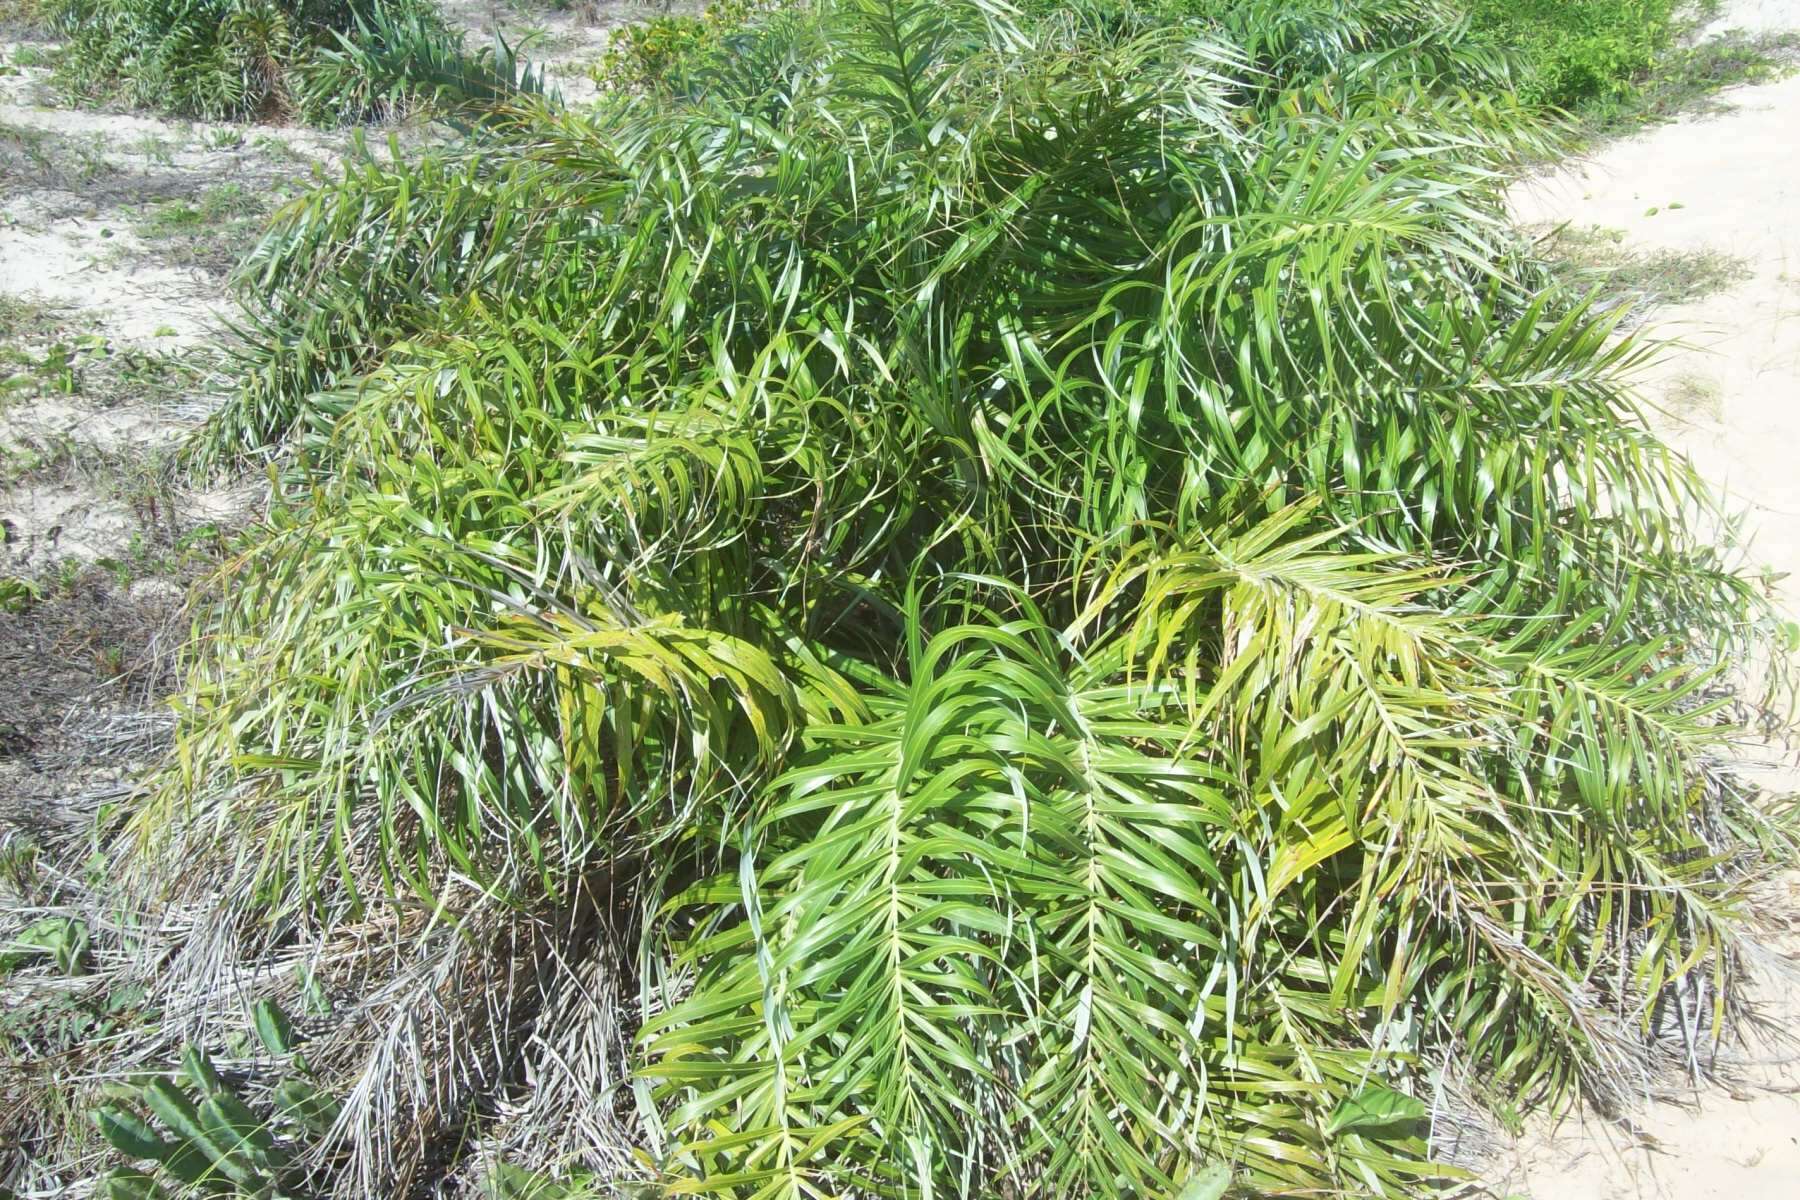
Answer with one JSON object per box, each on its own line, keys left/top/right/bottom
{"left": 1705, "top": 0, "right": 1800, "bottom": 38}
{"left": 0, "top": 37, "right": 371, "bottom": 581}
{"left": 1498, "top": 8, "right": 1800, "bottom": 1196}
{"left": 0, "top": 395, "right": 188, "bottom": 455}
{"left": 0, "top": 479, "right": 133, "bottom": 564}
{"left": 1, "top": 65, "right": 341, "bottom": 346}
{"left": 0, "top": 206, "right": 220, "bottom": 344}
{"left": 1513, "top": 71, "right": 1800, "bottom": 613}
{"left": 437, "top": 0, "right": 683, "bottom": 103}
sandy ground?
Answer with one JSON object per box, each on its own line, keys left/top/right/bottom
{"left": 0, "top": 38, "right": 359, "bottom": 568}
{"left": 0, "top": 36, "right": 334, "bottom": 837}
{"left": 439, "top": 0, "right": 678, "bottom": 103}
{"left": 0, "top": 64, "right": 345, "bottom": 343}
{"left": 0, "top": 2, "right": 655, "bottom": 570}
{"left": 1494, "top": 2, "right": 1800, "bottom": 1196}
{"left": 1513, "top": 74, "right": 1800, "bottom": 617}
{"left": 0, "top": 1, "right": 655, "bottom": 572}
{"left": 1703, "top": 0, "right": 1800, "bottom": 36}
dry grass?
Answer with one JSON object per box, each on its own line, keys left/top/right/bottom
{"left": 1536, "top": 221, "right": 1753, "bottom": 321}
{"left": 0, "top": 561, "right": 194, "bottom": 1185}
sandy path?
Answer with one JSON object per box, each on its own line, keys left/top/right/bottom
{"left": 437, "top": 0, "right": 671, "bottom": 103}
{"left": 0, "top": 51, "right": 325, "bottom": 567}
{"left": 1513, "top": 75, "right": 1800, "bottom": 617}
{"left": 1492, "top": 5, "right": 1800, "bottom": 1196}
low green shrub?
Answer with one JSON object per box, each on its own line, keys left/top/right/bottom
{"left": 644, "top": 0, "right": 1696, "bottom": 113}
{"left": 599, "top": 1, "right": 1525, "bottom": 103}
{"left": 1013, "top": 0, "right": 1694, "bottom": 110}
{"left": 593, "top": 0, "right": 786, "bottom": 92}
{"left": 0, "top": 0, "right": 52, "bottom": 33}
{"left": 1464, "top": 0, "right": 1686, "bottom": 107}
{"left": 294, "top": 6, "right": 545, "bottom": 127}
{"left": 0, "top": 576, "right": 42, "bottom": 614}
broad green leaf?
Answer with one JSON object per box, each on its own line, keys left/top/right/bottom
{"left": 1325, "top": 1088, "right": 1430, "bottom": 1137}
{"left": 1175, "top": 1163, "right": 1231, "bottom": 1200}
{"left": 252, "top": 998, "right": 299, "bottom": 1057}
{"left": 93, "top": 1107, "right": 174, "bottom": 1162}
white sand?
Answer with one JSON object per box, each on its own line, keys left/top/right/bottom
{"left": 1495, "top": 4, "right": 1800, "bottom": 1195}
{"left": 1, "top": 0, "right": 649, "bottom": 563}
{"left": 0, "top": 43, "right": 328, "bottom": 563}
{"left": 1704, "top": 0, "right": 1800, "bottom": 37}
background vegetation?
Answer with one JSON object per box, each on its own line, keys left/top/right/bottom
{"left": 1464, "top": 0, "right": 1686, "bottom": 107}
{"left": 602, "top": 0, "right": 1707, "bottom": 111}
{"left": 4, "top": 1, "right": 1795, "bottom": 1198}
{"left": 41, "top": 0, "right": 540, "bottom": 122}
{"left": 595, "top": 0, "right": 781, "bottom": 93}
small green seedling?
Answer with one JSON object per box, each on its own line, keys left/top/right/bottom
{"left": 93, "top": 1012, "right": 341, "bottom": 1198}
{"left": 94, "top": 1046, "right": 290, "bottom": 1196}
{"left": 0, "top": 916, "right": 88, "bottom": 976}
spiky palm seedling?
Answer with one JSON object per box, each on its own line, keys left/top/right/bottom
{"left": 19, "top": 1, "right": 1793, "bottom": 1198}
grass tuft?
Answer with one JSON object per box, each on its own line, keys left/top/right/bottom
{"left": 134, "top": 183, "right": 277, "bottom": 274}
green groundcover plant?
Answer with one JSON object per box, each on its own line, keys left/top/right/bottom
{"left": 1462, "top": 0, "right": 1687, "bottom": 107}
{"left": 6, "top": 1, "right": 1794, "bottom": 1197}
{"left": 596, "top": 0, "right": 785, "bottom": 93}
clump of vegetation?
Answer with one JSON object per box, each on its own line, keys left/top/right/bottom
{"left": 45, "top": 0, "right": 540, "bottom": 123}
{"left": 600, "top": 0, "right": 1774, "bottom": 120}
{"left": 594, "top": 0, "right": 784, "bottom": 92}
{"left": 0, "top": 576, "right": 42, "bottom": 614}
{"left": 8, "top": 0, "right": 1796, "bottom": 1197}
{"left": 0, "top": 0, "right": 52, "bottom": 35}
{"left": 1464, "top": 0, "right": 1686, "bottom": 108}
{"left": 91, "top": 1018, "right": 341, "bottom": 1200}
{"left": 1580, "top": 27, "right": 1800, "bottom": 131}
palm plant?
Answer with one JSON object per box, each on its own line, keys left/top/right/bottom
{"left": 18, "top": 2, "right": 1791, "bottom": 1198}
{"left": 48, "top": 0, "right": 537, "bottom": 123}
{"left": 293, "top": 6, "right": 546, "bottom": 127}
